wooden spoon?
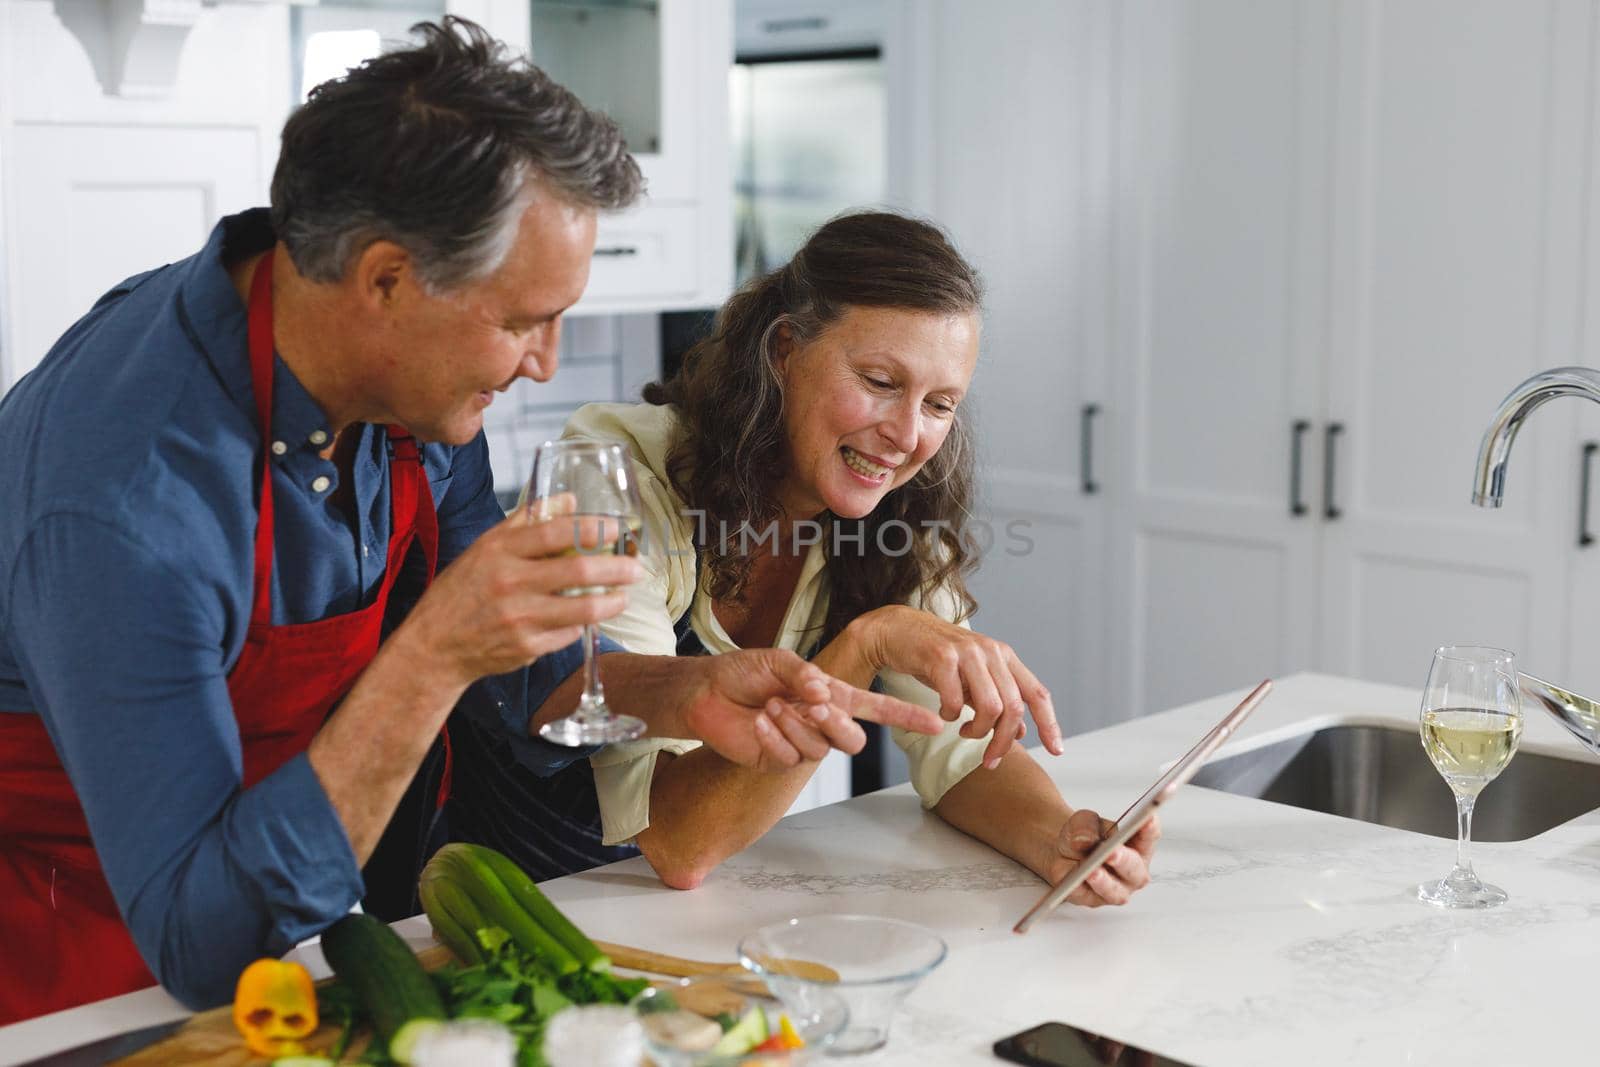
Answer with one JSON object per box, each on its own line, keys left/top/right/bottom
{"left": 594, "top": 939, "right": 840, "bottom": 984}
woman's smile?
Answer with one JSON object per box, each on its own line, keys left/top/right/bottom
{"left": 841, "top": 445, "right": 894, "bottom": 485}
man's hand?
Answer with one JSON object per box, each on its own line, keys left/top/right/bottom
{"left": 680, "top": 650, "right": 944, "bottom": 771}
{"left": 394, "top": 509, "right": 642, "bottom": 693}
{"left": 1044, "top": 809, "right": 1161, "bottom": 907}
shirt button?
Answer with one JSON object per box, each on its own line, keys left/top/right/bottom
{"left": 309, "top": 430, "right": 329, "bottom": 446}
{"left": 362, "top": 544, "right": 371, "bottom": 558}
{"left": 270, "top": 440, "right": 287, "bottom": 456}
{"left": 311, "top": 476, "right": 331, "bottom": 493}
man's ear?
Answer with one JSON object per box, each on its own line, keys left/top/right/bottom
{"left": 351, "top": 240, "right": 411, "bottom": 310}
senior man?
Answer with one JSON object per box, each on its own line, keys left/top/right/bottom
{"left": 0, "top": 18, "right": 938, "bottom": 1022}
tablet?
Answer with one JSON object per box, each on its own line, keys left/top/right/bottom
{"left": 1012, "top": 679, "right": 1273, "bottom": 933}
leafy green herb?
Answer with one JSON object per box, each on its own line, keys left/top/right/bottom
{"left": 318, "top": 925, "right": 647, "bottom": 1066}
{"left": 315, "top": 981, "right": 361, "bottom": 1062}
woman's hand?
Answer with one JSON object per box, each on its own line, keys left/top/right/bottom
{"left": 1045, "top": 809, "right": 1160, "bottom": 907}
{"left": 846, "top": 605, "right": 1062, "bottom": 767}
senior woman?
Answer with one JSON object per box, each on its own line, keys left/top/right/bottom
{"left": 469, "top": 212, "right": 1157, "bottom": 904}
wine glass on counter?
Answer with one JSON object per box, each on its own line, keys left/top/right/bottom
{"left": 526, "top": 439, "right": 646, "bottom": 746}
{"left": 1416, "top": 645, "right": 1523, "bottom": 908}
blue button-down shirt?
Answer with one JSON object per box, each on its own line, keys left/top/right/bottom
{"left": 0, "top": 209, "right": 610, "bottom": 1009}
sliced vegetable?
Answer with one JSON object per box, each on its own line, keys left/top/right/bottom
{"left": 710, "top": 1004, "right": 770, "bottom": 1057}
{"left": 639, "top": 1009, "right": 723, "bottom": 1052}
{"left": 752, "top": 1018, "right": 804, "bottom": 1053}
{"left": 232, "top": 958, "right": 317, "bottom": 1058}
{"left": 268, "top": 1058, "right": 335, "bottom": 1067}
{"left": 319, "top": 913, "right": 447, "bottom": 1063}
{"left": 409, "top": 1018, "right": 519, "bottom": 1067}
{"left": 390, "top": 1018, "right": 446, "bottom": 1064}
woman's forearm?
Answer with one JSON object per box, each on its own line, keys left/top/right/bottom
{"left": 932, "top": 746, "right": 1072, "bottom": 881}
{"left": 634, "top": 748, "right": 818, "bottom": 889}
{"left": 808, "top": 613, "right": 882, "bottom": 688}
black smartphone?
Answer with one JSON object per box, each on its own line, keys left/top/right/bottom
{"left": 994, "top": 1021, "right": 1198, "bottom": 1067}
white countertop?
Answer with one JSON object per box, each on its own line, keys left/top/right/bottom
{"left": 8, "top": 672, "right": 1600, "bottom": 1066}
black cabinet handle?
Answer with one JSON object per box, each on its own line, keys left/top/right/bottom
{"left": 1582, "top": 443, "right": 1597, "bottom": 547}
{"left": 593, "top": 246, "right": 639, "bottom": 258}
{"left": 762, "top": 16, "right": 830, "bottom": 32}
{"left": 1323, "top": 422, "right": 1344, "bottom": 520}
{"left": 1289, "top": 420, "right": 1311, "bottom": 517}
{"left": 1081, "top": 403, "right": 1101, "bottom": 495}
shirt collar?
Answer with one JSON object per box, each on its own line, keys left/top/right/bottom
{"left": 269, "top": 359, "right": 334, "bottom": 460}
{"left": 175, "top": 209, "right": 336, "bottom": 460}
{"left": 174, "top": 209, "right": 274, "bottom": 420}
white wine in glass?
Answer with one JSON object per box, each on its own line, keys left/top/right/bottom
{"left": 1416, "top": 645, "right": 1523, "bottom": 908}
{"left": 526, "top": 440, "right": 646, "bottom": 746}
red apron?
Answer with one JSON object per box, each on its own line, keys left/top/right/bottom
{"left": 0, "top": 249, "right": 446, "bottom": 1023}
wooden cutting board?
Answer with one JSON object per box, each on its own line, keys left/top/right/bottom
{"left": 109, "top": 939, "right": 831, "bottom": 1065}
{"left": 112, "top": 945, "right": 454, "bottom": 1066}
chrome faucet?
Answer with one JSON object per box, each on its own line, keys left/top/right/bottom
{"left": 1473, "top": 366, "right": 1600, "bottom": 507}
{"left": 1473, "top": 367, "right": 1600, "bottom": 754}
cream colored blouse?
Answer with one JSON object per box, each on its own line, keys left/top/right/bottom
{"left": 561, "top": 402, "right": 987, "bottom": 846}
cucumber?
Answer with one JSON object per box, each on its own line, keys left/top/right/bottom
{"left": 466, "top": 844, "right": 610, "bottom": 971}
{"left": 319, "top": 914, "right": 447, "bottom": 1063}
{"left": 421, "top": 844, "right": 581, "bottom": 974}
{"left": 390, "top": 1018, "right": 446, "bottom": 1064}
{"left": 710, "top": 1004, "right": 770, "bottom": 1056}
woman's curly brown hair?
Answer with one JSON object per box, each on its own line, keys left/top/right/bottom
{"left": 642, "top": 211, "right": 982, "bottom": 647}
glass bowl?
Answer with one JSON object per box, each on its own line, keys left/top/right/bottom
{"left": 737, "top": 915, "right": 947, "bottom": 1055}
{"left": 630, "top": 974, "right": 845, "bottom": 1065}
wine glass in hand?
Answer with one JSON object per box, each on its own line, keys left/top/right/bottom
{"left": 1416, "top": 645, "right": 1523, "bottom": 908}
{"left": 527, "top": 440, "right": 646, "bottom": 746}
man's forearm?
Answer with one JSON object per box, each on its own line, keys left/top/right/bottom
{"left": 530, "top": 652, "right": 704, "bottom": 737}
{"left": 306, "top": 628, "right": 470, "bottom": 862}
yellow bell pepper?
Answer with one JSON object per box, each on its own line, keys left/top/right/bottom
{"left": 232, "top": 958, "right": 318, "bottom": 1057}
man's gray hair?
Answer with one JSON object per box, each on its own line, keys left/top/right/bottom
{"left": 270, "top": 17, "right": 643, "bottom": 291}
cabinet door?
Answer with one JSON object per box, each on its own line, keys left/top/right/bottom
{"left": 922, "top": 0, "right": 1113, "bottom": 735}
{"left": 6, "top": 125, "right": 263, "bottom": 386}
{"left": 1563, "top": 416, "right": 1600, "bottom": 697}
{"left": 1105, "top": 0, "right": 1329, "bottom": 719}
{"left": 464, "top": 0, "right": 732, "bottom": 313}
{"left": 521, "top": 0, "right": 698, "bottom": 203}
{"left": 1318, "top": 0, "right": 1587, "bottom": 689}
{"left": 1559, "top": 28, "right": 1600, "bottom": 699}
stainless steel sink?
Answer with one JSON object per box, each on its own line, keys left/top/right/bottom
{"left": 1190, "top": 722, "right": 1600, "bottom": 841}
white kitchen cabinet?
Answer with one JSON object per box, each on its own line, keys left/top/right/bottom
{"left": 902, "top": 0, "right": 1600, "bottom": 725}
{"left": 909, "top": 0, "right": 1116, "bottom": 736}
{"left": 1557, "top": 21, "right": 1600, "bottom": 699}
{"left": 1103, "top": 0, "right": 1327, "bottom": 719}
{"left": 1106, "top": 0, "right": 1595, "bottom": 712}
{"left": 1315, "top": 0, "right": 1587, "bottom": 690}
{"left": 0, "top": 0, "right": 293, "bottom": 392}
{"left": 0, "top": 0, "right": 732, "bottom": 394}
{"left": 470, "top": 0, "right": 733, "bottom": 316}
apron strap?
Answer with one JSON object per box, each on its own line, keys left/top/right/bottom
{"left": 246, "top": 251, "right": 278, "bottom": 635}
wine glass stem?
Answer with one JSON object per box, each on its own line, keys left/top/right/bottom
{"left": 579, "top": 622, "right": 606, "bottom": 715}
{"left": 1454, "top": 794, "right": 1477, "bottom": 876}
